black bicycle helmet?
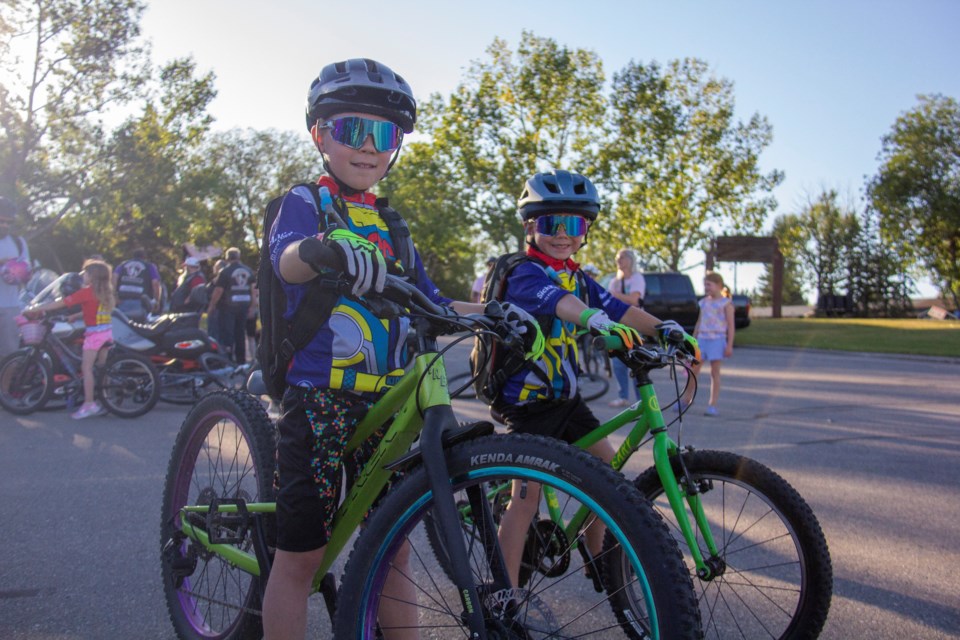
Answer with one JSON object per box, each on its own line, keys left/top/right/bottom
{"left": 306, "top": 58, "right": 417, "bottom": 133}
{"left": 517, "top": 170, "right": 601, "bottom": 222}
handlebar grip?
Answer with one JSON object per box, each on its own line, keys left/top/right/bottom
{"left": 297, "top": 237, "right": 343, "bottom": 271}
{"left": 592, "top": 334, "right": 625, "bottom": 352}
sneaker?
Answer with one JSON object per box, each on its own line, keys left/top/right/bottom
{"left": 704, "top": 405, "right": 719, "bottom": 417}
{"left": 71, "top": 402, "right": 104, "bottom": 420}
{"left": 608, "top": 398, "right": 630, "bottom": 408}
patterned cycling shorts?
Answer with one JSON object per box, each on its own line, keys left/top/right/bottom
{"left": 274, "top": 387, "right": 385, "bottom": 552}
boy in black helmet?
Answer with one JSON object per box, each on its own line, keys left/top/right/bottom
{"left": 263, "top": 59, "right": 539, "bottom": 639}
{"left": 491, "top": 170, "right": 699, "bottom": 589}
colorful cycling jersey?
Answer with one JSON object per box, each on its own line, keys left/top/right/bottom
{"left": 499, "top": 248, "right": 629, "bottom": 405}
{"left": 269, "top": 177, "right": 450, "bottom": 396}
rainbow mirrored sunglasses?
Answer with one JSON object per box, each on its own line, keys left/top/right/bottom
{"left": 320, "top": 117, "right": 404, "bottom": 152}
{"left": 534, "top": 214, "right": 589, "bottom": 237}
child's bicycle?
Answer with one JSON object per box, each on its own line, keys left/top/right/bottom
{"left": 158, "top": 242, "right": 703, "bottom": 639}
{"left": 0, "top": 314, "right": 160, "bottom": 417}
{"left": 444, "top": 332, "right": 833, "bottom": 640}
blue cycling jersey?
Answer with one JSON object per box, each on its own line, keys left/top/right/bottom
{"left": 269, "top": 177, "right": 449, "bottom": 395}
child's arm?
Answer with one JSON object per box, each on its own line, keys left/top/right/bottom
{"left": 23, "top": 298, "right": 67, "bottom": 319}
{"left": 724, "top": 299, "right": 735, "bottom": 356}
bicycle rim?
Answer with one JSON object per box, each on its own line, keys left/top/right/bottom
{"left": 160, "top": 391, "right": 275, "bottom": 640}
{"left": 99, "top": 353, "right": 159, "bottom": 417}
{"left": 0, "top": 349, "right": 52, "bottom": 414}
{"left": 633, "top": 450, "right": 832, "bottom": 640}
{"left": 337, "top": 434, "right": 701, "bottom": 639}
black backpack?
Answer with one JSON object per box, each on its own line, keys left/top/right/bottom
{"left": 257, "top": 183, "right": 417, "bottom": 402}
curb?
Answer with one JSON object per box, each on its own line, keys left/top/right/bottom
{"left": 736, "top": 344, "right": 960, "bottom": 366}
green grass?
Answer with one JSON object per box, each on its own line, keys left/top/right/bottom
{"left": 735, "top": 317, "right": 960, "bottom": 358}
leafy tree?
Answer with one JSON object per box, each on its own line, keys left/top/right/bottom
{"left": 753, "top": 214, "right": 808, "bottom": 306}
{"left": 589, "top": 58, "right": 783, "bottom": 271}
{"left": 866, "top": 94, "right": 960, "bottom": 310}
{"left": 846, "top": 206, "right": 913, "bottom": 317}
{"left": 789, "top": 190, "right": 860, "bottom": 301}
{"left": 0, "top": 0, "right": 148, "bottom": 231}
{"left": 200, "top": 127, "right": 324, "bottom": 264}
{"left": 419, "top": 31, "right": 605, "bottom": 254}
{"left": 49, "top": 57, "right": 216, "bottom": 281}
{"left": 377, "top": 142, "right": 478, "bottom": 299}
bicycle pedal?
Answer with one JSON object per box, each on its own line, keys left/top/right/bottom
{"left": 205, "top": 497, "right": 250, "bottom": 545}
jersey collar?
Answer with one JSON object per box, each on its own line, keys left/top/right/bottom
{"left": 317, "top": 176, "right": 378, "bottom": 207}
{"left": 526, "top": 246, "right": 580, "bottom": 272}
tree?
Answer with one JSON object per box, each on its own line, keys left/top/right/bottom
{"left": 753, "top": 214, "right": 807, "bottom": 306}
{"left": 790, "top": 190, "right": 860, "bottom": 301}
{"left": 866, "top": 94, "right": 960, "bottom": 310}
{"left": 419, "top": 32, "right": 606, "bottom": 254}
{"left": 590, "top": 58, "right": 783, "bottom": 271}
{"left": 48, "top": 57, "right": 216, "bottom": 281}
{"left": 0, "top": 0, "right": 148, "bottom": 229}
{"left": 377, "top": 142, "right": 478, "bottom": 300}
{"left": 200, "top": 128, "right": 324, "bottom": 262}
{"left": 846, "top": 206, "right": 913, "bottom": 317}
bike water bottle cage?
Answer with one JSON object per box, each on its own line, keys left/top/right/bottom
{"left": 320, "top": 117, "right": 404, "bottom": 152}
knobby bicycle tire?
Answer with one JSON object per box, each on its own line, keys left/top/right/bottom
{"left": 334, "top": 433, "right": 702, "bottom": 639}
{"left": 160, "top": 390, "right": 276, "bottom": 640}
{"left": 0, "top": 348, "right": 53, "bottom": 415}
{"left": 621, "top": 449, "right": 832, "bottom": 640}
{"left": 98, "top": 350, "right": 160, "bottom": 417}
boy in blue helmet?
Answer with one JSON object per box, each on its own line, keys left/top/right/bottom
{"left": 263, "top": 58, "right": 540, "bottom": 639}
{"left": 491, "top": 169, "right": 698, "bottom": 589}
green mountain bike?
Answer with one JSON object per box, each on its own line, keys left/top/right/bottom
{"left": 442, "top": 332, "right": 833, "bottom": 640}
{"left": 159, "top": 242, "right": 702, "bottom": 639}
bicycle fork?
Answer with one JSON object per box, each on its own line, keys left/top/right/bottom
{"left": 420, "top": 404, "right": 505, "bottom": 639}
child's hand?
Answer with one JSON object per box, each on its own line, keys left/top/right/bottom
{"left": 580, "top": 309, "right": 642, "bottom": 348}
{"left": 23, "top": 307, "right": 42, "bottom": 320}
{"left": 500, "top": 302, "right": 545, "bottom": 360}
{"left": 321, "top": 229, "right": 386, "bottom": 298}
{"left": 656, "top": 321, "right": 701, "bottom": 362}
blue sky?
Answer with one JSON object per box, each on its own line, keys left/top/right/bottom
{"left": 141, "top": 0, "right": 959, "bottom": 296}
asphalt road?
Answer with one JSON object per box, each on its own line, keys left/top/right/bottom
{"left": 1, "top": 344, "right": 958, "bottom": 639}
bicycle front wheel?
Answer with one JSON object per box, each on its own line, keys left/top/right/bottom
{"left": 0, "top": 348, "right": 53, "bottom": 415}
{"left": 625, "top": 449, "right": 833, "bottom": 640}
{"left": 335, "top": 433, "right": 702, "bottom": 639}
{"left": 160, "top": 389, "right": 276, "bottom": 640}
{"left": 98, "top": 350, "right": 160, "bottom": 417}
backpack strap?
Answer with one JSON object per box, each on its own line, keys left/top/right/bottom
{"left": 276, "top": 184, "right": 339, "bottom": 360}
{"left": 375, "top": 197, "right": 417, "bottom": 281}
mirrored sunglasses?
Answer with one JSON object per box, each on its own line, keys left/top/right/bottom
{"left": 535, "top": 214, "right": 589, "bottom": 237}
{"left": 321, "top": 117, "right": 403, "bottom": 152}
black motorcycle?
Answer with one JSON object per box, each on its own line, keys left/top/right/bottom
{"left": 111, "top": 307, "right": 246, "bottom": 404}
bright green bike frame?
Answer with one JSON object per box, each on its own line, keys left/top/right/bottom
{"left": 177, "top": 349, "right": 457, "bottom": 591}
{"left": 502, "top": 340, "right": 722, "bottom": 580}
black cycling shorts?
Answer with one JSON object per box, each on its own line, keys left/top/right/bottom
{"left": 494, "top": 394, "right": 599, "bottom": 444}
{"left": 274, "top": 387, "right": 383, "bottom": 553}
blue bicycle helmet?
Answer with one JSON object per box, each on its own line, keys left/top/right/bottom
{"left": 306, "top": 58, "right": 417, "bottom": 133}
{"left": 517, "top": 170, "right": 601, "bottom": 222}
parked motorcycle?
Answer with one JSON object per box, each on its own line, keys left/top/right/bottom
{"left": 110, "top": 306, "right": 246, "bottom": 404}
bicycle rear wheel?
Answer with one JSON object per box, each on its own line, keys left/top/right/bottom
{"left": 98, "top": 350, "right": 160, "bottom": 417}
{"left": 621, "top": 449, "right": 833, "bottom": 640}
{"left": 0, "top": 348, "right": 53, "bottom": 415}
{"left": 578, "top": 371, "right": 609, "bottom": 401}
{"left": 335, "top": 433, "right": 702, "bottom": 639}
{"left": 160, "top": 390, "right": 276, "bottom": 640}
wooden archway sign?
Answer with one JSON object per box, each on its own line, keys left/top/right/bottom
{"left": 706, "top": 236, "right": 784, "bottom": 319}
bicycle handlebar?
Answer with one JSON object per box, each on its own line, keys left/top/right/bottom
{"left": 592, "top": 334, "right": 694, "bottom": 368}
